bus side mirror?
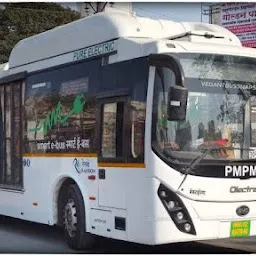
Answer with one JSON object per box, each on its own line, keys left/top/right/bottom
{"left": 167, "top": 85, "right": 188, "bottom": 121}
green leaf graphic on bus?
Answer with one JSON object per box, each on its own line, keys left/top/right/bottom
{"left": 28, "top": 94, "right": 86, "bottom": 135}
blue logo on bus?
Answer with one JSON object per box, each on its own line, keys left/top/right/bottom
{"left": 73, "top": 158, "right": 91, "bottom": 174}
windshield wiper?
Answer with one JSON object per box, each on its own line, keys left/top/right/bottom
{"left": 162, "top": 147, "right": 181, "bottom": 164}
{"left": 181, "top": 146, "right": 256, "bottom": 176}
{"left": 181, "top": 146, "right": 236, "bottom": 175}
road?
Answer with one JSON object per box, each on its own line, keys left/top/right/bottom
{"left": 0, "top": 216, "right": 252, "bottom": 253}
{"left": 201, "top": 237, "right": 256, "bottom": 253}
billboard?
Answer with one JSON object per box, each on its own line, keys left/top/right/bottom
{"left": 221, "top": 3, "right": 256, "bottom": 47}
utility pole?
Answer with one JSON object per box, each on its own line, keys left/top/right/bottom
{"left": 83, "top": 2, "right": 111, "bottom": 17}
{"left": 80, "top": 2, "right": 132, "bottom": 18}
{"left": 201, "top": 3, "right": 220, "bottom": 25}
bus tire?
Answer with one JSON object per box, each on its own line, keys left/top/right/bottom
{"left": 63, "top": 184, "right": 95, "bottom": 250}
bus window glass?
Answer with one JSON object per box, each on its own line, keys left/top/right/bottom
{"left": 101, "top": 103, "right": 117, "bottom": 158}
{"left": 152, "top": 53, "right": 256, "bottom": 165}
{"left": 25, "top": 61, "right": 98, "bottom": 154}
{"left": 131, "top": 101, "right": 146, "bottom": 159}
{"left": 0, "top": 82, "right": 23, "bottom": 187}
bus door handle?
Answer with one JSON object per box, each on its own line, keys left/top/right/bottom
{"left": 99, "top": 169, "right": 105, "bottom": 179}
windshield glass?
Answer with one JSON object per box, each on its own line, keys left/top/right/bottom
{"left": 152, "top": 53, "right": 256, "bottom": 163}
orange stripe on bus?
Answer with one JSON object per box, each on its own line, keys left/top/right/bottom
{"left": 22, "top": 154, "right": 145, "bottom": 168}
{"left": 98, "top": 163, "right": 146, "bottom": 168}
{"left": 23, "top": 153, "right": 97, "bottom": 158}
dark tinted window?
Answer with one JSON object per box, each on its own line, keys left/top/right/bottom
{"left": 0, "top": 81, "right": 24, "bottom": 188}
{"left": 99, "top": 58, "right": 149, "bottom": 163}
{"left": 24, "top": 59, "right": 101, "bottom": 154}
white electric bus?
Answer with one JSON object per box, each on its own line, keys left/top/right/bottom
{"left": 0, "top": 10, "right": 256, "bottom": 250}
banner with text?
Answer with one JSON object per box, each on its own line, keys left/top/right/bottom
{"left": 221, "top": 3, "right": 256, "bottom": 47}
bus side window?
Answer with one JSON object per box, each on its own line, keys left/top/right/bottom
{"left": 101, "top": 102, "right": 124, "bottom": 158}
{"left": 131, "top": 101, "right": 146, "bottom": 160}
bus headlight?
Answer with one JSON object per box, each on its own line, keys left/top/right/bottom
{"left": 167, "top": 201, "right": 175, "bottom": 210}
{"left": 177, "top": 211, "right": 184, "bottom": 220}
{"left": 157, "top": 183, "right": 196, "bottom": 235}
{"left": 184, "top": 223, "right": 191, "bottom": 232}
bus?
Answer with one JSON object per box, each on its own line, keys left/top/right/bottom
{"left": 0, "top": 10, "right": 256, "bottom": 250}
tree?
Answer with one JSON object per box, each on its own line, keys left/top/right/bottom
{"left": 0, "top": 3, "right": 81, "bottom": 64}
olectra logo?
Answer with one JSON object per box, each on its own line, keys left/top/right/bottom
{"left": 230, "top": 186, "right": 256, "bottom": 193}
{"left": 225, "top": 165, "right": 256, "bottom": 177}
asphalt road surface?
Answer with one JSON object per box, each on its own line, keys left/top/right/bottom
{"left": 0, "top": 216, "right": 252, "bottom": 253}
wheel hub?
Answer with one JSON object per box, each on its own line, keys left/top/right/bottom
{"left": 64, "top": 199, "right": 77, "bottom": 237}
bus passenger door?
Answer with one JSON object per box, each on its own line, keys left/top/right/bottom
{"left": 0, "top": 80, "right": 24, "bottom": 189}
{"left": 96, "top": 96, "right": 128, "bottom": 209}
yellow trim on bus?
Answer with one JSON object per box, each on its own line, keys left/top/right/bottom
{"left": 23, "top": 154, "right": 146, "bottom": 168}
{"left": 98, "top": 163, "right": 146, "bottom": 168}
{"left": 23, "top": 153, "right": 97, "bottom": 158}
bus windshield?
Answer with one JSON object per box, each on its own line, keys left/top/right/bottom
{"left": 152, "top": 53, "right": 256, "bottom": 163}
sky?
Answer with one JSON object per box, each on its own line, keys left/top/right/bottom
{"left": 133, "top": 3, "right": 209, "bottom": 23}
{"left": 61, "top": 2, "right": 210, "bottom": 23}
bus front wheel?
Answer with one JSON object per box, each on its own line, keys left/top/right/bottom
{"left": 62, "top": 184, "right": 95, "bottom": 250}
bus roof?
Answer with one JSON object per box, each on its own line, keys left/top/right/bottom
{"left": 8, "top": 10, "right": 241, "bottom": 69}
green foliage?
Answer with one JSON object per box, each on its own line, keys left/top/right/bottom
{"left": 0, "top": 3, "right": 81, "bottom": 63}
